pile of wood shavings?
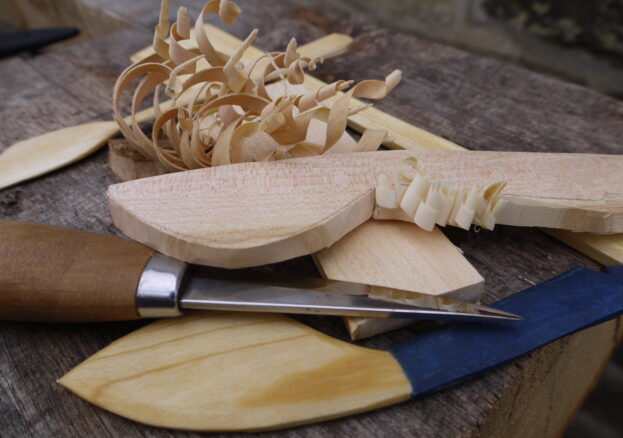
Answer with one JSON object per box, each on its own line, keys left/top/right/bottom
{"left": 112, "top": 0, "right": 401, "bottom": 171}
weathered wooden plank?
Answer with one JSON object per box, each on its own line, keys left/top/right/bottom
{"left": 1, "top": 1, "right": 622, "bottom": 437}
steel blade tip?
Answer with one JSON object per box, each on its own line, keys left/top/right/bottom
{"left": 477, "top": 305, "right": 523, "bottom": 321}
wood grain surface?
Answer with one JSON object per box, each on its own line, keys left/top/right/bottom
{"left": 1, "top": 0, "right": 623, "bottom": 437}
{"left": 59, "top": 312, "right": 411, "bottom": 432}
{"left": 0, "top": 221, "right": 154, "bottom": 322}
{"left": 107, "top": 150, "right": 623, "bottom": 267}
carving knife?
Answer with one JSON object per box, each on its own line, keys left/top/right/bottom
{"left": 0, "top": 220, "right": 519, "bottom": 323}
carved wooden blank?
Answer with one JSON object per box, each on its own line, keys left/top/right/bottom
{"left": 107, "top": 150, "right": 623, "bottom": 268}
{"left": 108, "top": 139, "right": 485, "bottom": 339}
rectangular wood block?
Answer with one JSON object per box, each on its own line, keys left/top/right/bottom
{"left": 315, "top": 221, "right": 484, "bottom": 340}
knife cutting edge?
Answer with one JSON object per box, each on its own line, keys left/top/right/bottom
{"left": 0, "top": 220, "right": 520, "bottom": 323}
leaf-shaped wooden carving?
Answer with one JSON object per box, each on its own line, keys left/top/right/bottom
{"left": 58, "top": 312, "right": 411, "bottom": 432}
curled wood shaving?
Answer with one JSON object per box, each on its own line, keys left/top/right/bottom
{"left": 113, "top": 0, "right": 401, "bottom": 170}
{"left": 374, "top": 158, "right": 508, "bottom": 231}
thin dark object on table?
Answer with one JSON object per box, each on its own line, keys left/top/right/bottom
{"left": 0, "top": 27, "right": 79, "bottom": 58}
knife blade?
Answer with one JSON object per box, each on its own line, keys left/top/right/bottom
{"left": 0, "top": 220, "right": 520, "bottom": 323}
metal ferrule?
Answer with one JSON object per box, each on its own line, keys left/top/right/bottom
{"left": 136, "top": 253, "right": 188, "bottom": 318}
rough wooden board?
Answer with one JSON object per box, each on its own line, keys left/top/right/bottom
{"left": 315, "top": 221, "right": 484, "bottom": 340}
{"left": 59, "top": 312, "right": 411, "bottom": 432}
{"left": 107, "top": 150, "right": 623, "bottom": 268}
{"left": 2, "top": 0, "right": 623, "bottom": 436}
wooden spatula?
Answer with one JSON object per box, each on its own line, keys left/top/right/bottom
{"left": 107, "top": 150, "right": 623, "bottom": 268}
{"left": 58, "top": 264, "right": 623, "bottom": 432}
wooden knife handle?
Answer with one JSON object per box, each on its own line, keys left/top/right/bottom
{"left": 0, "top": 220, "right": 155, "bottom": 322}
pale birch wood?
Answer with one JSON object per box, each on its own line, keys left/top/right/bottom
{"left": 126, "top": 30, "right": 452, "bottom": 342}
{"left": 113, "top": 48, "right": 477, "bottom": 341}
{"left": 315, "top": 221, "right": 484, "bottom": 340}
{"left": 0, "top": 34, "right": 351, "bottom": 191}
{"left": 58, "top": 312, "right": 411, "bottom": 432}
{"left": 107, "top": 150, "right": 623, "bottom": 268}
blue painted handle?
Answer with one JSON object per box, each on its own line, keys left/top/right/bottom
{"left": 390, "top": 265, "right": 623, "bottom": 397}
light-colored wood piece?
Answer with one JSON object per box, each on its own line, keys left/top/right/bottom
{"left": 0, "top": 220, "right": 154, "bottom": 322}
{"left": 108, "top": 139, "right": 167, "bottom": 181}
{"left": 543, "top": 229, "right": 623, "bottom": 266}
{"left": 0, "top": 121, "right": 119, "bottom": 191}
{"left": 107, "top": 150, "right": 623, "bottom": 268}
{"left": 58, "top": 312, "right": 411, "bottom": 432}
{"left": 130, "top": 24, "right": 352, "bottom": 64}
{"left": 315, "top": 221, "right": 484, "bottom": 339}
{"left": 133, "top": 26, "right": 466, "bottom": 340}
{"left": 302, "top": 75, "right": 464, "bottom": 152}
{"left": 0, "top": 33, "right": 352, "bottom": 191}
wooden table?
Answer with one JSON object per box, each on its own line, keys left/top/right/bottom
{"left": 1, "top": 1, "right": 622, "bottom": 436}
